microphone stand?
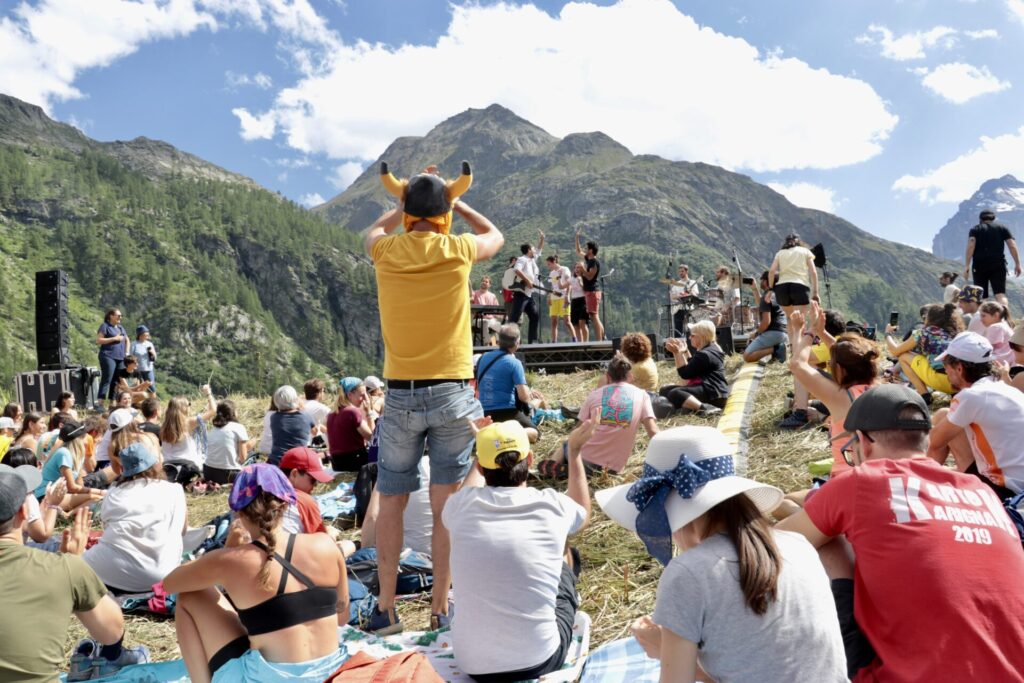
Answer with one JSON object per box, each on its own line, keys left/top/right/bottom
{"left": 731, "top": 249, "right": 748, "bottom": 335}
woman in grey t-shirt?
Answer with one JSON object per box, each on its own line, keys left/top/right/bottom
{"left": 597, "top": 426, "right": 847, "bottom": 682}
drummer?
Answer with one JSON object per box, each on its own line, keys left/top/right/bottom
{"left": 670, "top": 264, "right": 700, "bottom": 336}
{"left": 712, "top": 265, "right": 741, "bottom": 327}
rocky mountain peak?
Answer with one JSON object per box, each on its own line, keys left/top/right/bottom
{"left": 932, "top": 175, "right": 1024, "bottom": 260}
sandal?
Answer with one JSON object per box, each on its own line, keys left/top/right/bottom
{"left": 537, "top": 459, "right": 568, "bottom": 479}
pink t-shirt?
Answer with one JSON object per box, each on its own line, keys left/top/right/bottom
{"left": 984, "top": 320, "right": 1014, "bottom": 364}
{"left": 471, "top": 290, "right": 500, "bottom": 306}
{"left": 578, "top": 383, "right": 654, "bottom": 472}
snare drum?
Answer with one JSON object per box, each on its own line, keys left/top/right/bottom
{"left": 704, "top": 287, "right": 724, "bottom": 304}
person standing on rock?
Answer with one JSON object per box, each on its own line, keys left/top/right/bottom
{"left": 963, "top": 209, "right": 1021, "bottom": 308}
{"left": 363, "top": 164, "right": 504, "bottom": 634}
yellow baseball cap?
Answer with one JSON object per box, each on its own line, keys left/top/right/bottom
{"left": 476, "top": 421, "right": 530, "bottom": 469}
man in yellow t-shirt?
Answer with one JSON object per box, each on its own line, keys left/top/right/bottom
{"left": 364, "top": 170, "right": 504, "bottom": 635}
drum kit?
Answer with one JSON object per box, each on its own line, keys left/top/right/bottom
{"left": 657, "top": 278, "right": 755, "bottom": 330}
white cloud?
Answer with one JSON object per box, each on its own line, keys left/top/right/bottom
{"left": 1009, "top": 0, "right": 1024, "bottom": 24}
{"left": 239, "top": 0, "right": 896, "bottom": 174}
{"left": 0, "top": 0, "right": 338, "bottom": 112}
{"left": 915, "top": 63, "right": 1010, "bottom": 104}
{"left": 965, "top": 28, "right": 999, "bottom": 39}
{"left": 0, "top": 0, "right": 219, "bottom": 111}
{"left": 767, "top": 182, "right": 838, "bottom": 213}
{"left": 298, "top": 192, "right": 325, "bottom": 207}
{"left": 856, "top": 24, "right": 957, "bottom": 61}
{"left": 328, "top": 161, "right": 365, "bottom": 191}
{"left": 225, "top": 70, "right": 273, "bottom": 89}
{"left": 232, "top": 107, "right": 276, "bottom": 140}
{"left": 893, "top": 125, "right": 1024, "bottom": 203}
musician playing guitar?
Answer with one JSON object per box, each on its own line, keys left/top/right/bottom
{"left": 509, "top": 231, "right": 545, "bottom": 344}
{"left": 668, "top": 264, "right": 700, "bottom": 337}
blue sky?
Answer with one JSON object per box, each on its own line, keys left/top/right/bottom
{"left": 2, "top": 0, "right": 1023, "bottom": 252}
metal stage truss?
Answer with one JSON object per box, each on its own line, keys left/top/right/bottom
{"left": 473, "top": 341, "right": 616, "bottom": 373}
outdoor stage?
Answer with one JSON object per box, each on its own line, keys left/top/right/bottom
{"left": 474, "top": 329, "right": 752, "bottom": 374}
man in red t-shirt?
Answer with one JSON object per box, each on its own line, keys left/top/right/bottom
{"left": 780, "top": 384, "right": 1024, "bottom": 682}
{"left": 279, "top": 446, "right": 333, "bottom": 534}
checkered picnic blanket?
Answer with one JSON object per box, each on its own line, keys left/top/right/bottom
{"left": 580, "top": 638, "right": 660, "bottom": 683}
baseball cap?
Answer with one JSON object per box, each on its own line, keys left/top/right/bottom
{"left": 108, "top": 408, "right": 134, "bottom": 433}
{"left": 0, "top": 417, "right": 15, "bottom": 431}
{"left": 59, "top": 420, "right": 87, "bottom": 443}
{"left": 118, "top": 442, "right": 158, "bottom": 478}
{"left": 935, "top": 331, "right": 994, "bottom": 364}
{"left": 0, "top": 463, "right": 41, "bottom": 503}
{"left": 0, "top": 468, "right": 30, "bottom": 522}
{"left": 475, "top": 421, "right": 530, "bottom": 470}
{"left": 136, "top": 325, "right": 149, "bottom": 334}
{"left": 840, "top": 385, "right": 931, "bottom": 437}
{"left": 363, "top": 376, "right": 383, "bottom": 392}
{"left": 280, "top": 446, "right": 334, "bottom": 483}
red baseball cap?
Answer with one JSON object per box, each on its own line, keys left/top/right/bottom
{"left": 279, "top": 447, "right": 334, "bottom": 483}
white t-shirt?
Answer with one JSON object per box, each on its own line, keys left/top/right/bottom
{"left": 775, "top": 246, "right": 815, "bottom": 287}
{"left": 443, "top": 486, "right": 585, "bottom": 675}
{"left": 947, "top": 376, "right": 1024, "bottom": 494}
{"left": 94, "top": 430, "right": 113, "bottom": 466}
{"left": 163, "top": 421, "right": 202, "bottom": 468}
{"left": 569, "top": 275, "right": 585, "bottom": 300}
{"left": 671, "top": 278, "right": 700, "bottom": 313}
{"left": 24, "top": 494, "right": 41, "bottom": 524}
{"left": 548, "top": 265, "right": 572, "bottom": 300}
{"left": 653, "top": 531, "right": 846, "bottom": 683}
{"left": 943, "top": 284, "right": 961, "bottom": 304}
{"left": 84, "top": 479, "right": 186, "bottom": 592}
{"left": 303, "top": 399, "right": 331, "bottom": 427}
{"left": 967, "top": 313, "right": 986, "bottom": 336}
{"left": 205, "top": 422, "right": 250, "bottom": 471}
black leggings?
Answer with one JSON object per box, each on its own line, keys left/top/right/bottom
{"left": 330, "top": 448, "right": 368, "bottom": 473}
{"left": 659, "top": 384, "right": 726, "bottom": 410}
{"left": 164, "top": 462, "right": 201, "bottom": 487}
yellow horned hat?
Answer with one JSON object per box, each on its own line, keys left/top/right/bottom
{"left": 380, "top": 161, "right": 472, "bottom": 233}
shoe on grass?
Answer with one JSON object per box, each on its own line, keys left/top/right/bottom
{"left": 68, "top": 638, "right": 100, "bottom": 682}
{"left": 778, "top": 409, "right": 809, "bottom": 430}
{"left": 90, "top": 645, "right": 151, "bottom": 679}
{"left": 365, "top": 605, "right": 403, "bottom": 635}
{"left": 696, "top": 403, "right": 722, "bottom": 417}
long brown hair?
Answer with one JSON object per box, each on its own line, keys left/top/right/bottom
{"left": 831, "top": 333, "right": 880, "bottom": 388}
{"left": 924, "top": 302, "right": 964, "bottom": 336}
{"left": 703, "top": 493, "right": 782, "bottom": 615}
{"left": 160, "top": 397, "right": 191, "bottom": 445}
{"left": 236, "top": 491, "right": 288, "bottom": 590}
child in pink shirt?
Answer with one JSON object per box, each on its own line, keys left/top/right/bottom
{"left": 980, "top": 301, "right": 1015, "bottom": 365}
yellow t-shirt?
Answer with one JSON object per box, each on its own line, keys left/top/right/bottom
{"left": 628, "top": 357, "right": 659, "bottom": 392}
{"left": 372, "top": 231, "right": 477, "bottom": 380}
{"left": 776, "top": 246, "right": 814, "bottom": 287}
{"left": 811, "top": 343, "right": 831, "bottom": 366}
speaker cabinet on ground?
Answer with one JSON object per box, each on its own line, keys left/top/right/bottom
{"left": 35, "top": 269, "right": 71, "bottom": 370}
{"left": 715, "top": 326, "right": 735, "bottom": 355}
{"left": 612, "top": 332, "right": 663, "bottom": 360}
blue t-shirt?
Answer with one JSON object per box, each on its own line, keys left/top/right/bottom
{"left": 477, "top": 350, "right": 527, "bottom": 412}
{"left": 97, "top": 322, "right": 127, "bottom": 361}
{"left": 268, "top": 411, "right": 315, "bottom": 466}
{"left": 36, "top": 447, "right": 74, "bottom": 497}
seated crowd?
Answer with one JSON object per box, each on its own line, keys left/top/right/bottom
{"left": 3, "top": 280, "right": 1024, "bottom": 682}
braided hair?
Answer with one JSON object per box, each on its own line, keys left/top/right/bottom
{"left": 237, "top": 491, "right": 288, "bottom": 589}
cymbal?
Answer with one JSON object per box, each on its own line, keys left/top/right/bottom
{"left": 658, "top": 278, "right": 677, "bottom": 286}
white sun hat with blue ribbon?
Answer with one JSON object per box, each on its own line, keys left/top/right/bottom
{"left": 596, "top": 425, "right": 783, "bottom": 565}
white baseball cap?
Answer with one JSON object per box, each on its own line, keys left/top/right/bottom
{"left": 0, "top": 417, "right": 15, "bottom": 431}
{"left": 935, "top": 331, "right": 994, "bottom": 364}
{"left": 108, "top": 408, "right": 134, "bottom": 432}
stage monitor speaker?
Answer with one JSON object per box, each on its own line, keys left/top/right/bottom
{"left": 715, "top": 326, "right": 735, "bottom": 355}
{"left": 811, "top": 243, "right": 827, "bottom": 269}
{"left": 35, "top": 269, "right": 71, "bottom": 370}
{"left": 612, "top": 333, "right": 663, "bottom": 360}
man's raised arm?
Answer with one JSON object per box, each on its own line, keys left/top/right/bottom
{"left": 456, "top": 202, "right": 504, "bottom": 262}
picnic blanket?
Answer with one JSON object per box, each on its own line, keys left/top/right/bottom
{"left": 316, "top": 480, "right": 357, "bottom": 520}
{"left": 66, "top": 613, "right": 591, "bottom": 683}
{"left": 580, "top": 638, "right": 659, "bottom": 683}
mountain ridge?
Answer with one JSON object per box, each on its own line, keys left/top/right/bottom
{"left": 932, "top": 174, "right": 1024, "bottom": 261}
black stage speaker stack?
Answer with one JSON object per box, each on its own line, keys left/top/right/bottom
{"left": 612, "top": 332, "right": 663, "bottom": 360}
{"left": 715, "top": 326, "right": 736, "bottom": 355}
{"left": 14, "top": 270, "right": 98, "bottom": 412}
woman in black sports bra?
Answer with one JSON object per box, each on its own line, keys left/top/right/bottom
{"left": 163, "top": 464, "right": 349, "bottom": 682}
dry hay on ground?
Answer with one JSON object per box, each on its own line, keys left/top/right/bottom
{"left": 64, "top": 357, "right": 830, "bottom": 663}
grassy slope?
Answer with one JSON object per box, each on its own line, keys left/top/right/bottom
{"left": 63, "top": 358, "right": 826, "bottom": 663}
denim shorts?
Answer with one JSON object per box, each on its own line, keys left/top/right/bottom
{"left": 377, "top": 382, "right": 482, "bottom": 495}
{"left": 744, "top": 329, "right": 787, "bottom": 354}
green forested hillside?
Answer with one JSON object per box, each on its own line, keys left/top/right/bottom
{"left": 0, "top": 140, "right": 380, "bottom": 396}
